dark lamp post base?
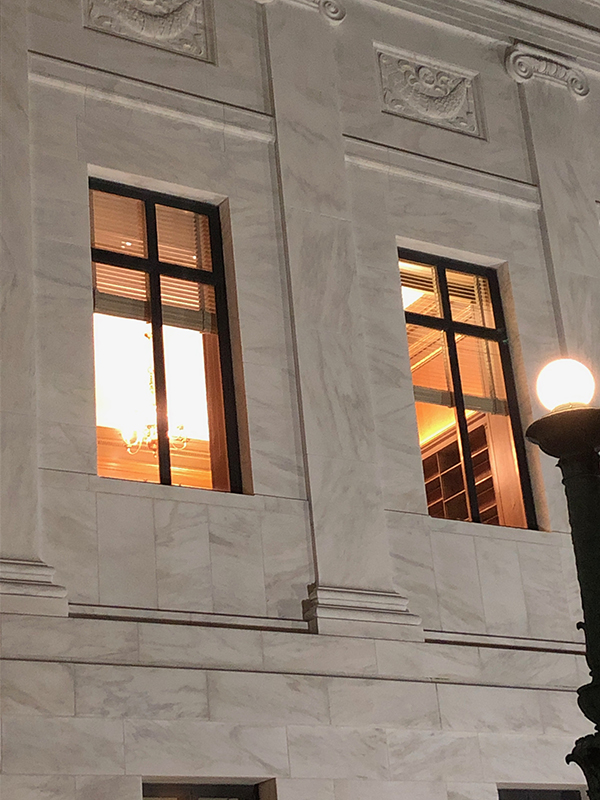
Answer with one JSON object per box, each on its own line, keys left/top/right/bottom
{"left": 567, "top": 733, "right": 600, "bottom": 800}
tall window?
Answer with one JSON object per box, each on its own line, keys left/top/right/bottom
{"left": 89, "top": 179, "right": 242, "bottom": 492}
{"left": 399, "top": 250, "right": 536, "bottom": 529}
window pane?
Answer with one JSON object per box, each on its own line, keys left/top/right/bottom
{"left": 160, "top": 276, "right": 229, "bottom": 490}
{"left": 407, "top": 325, "right": 451, "bottom": 395}
{"left": 447, "top": 270, "right": 495, "bottom": 327}
{"left": 93, "top": 311, "right": 160, "bottom": 484}
{"left": 156, "top": 204, "right": 213, "bottom": 271}
{"left": 417, "top": 402, "right": 470, "bottom": 522}
{"left": 399, "top": 260, "right": 441, "bottom": 317}
{"left": 93, "top": 263, "right": 150, "bottom": 321}
{"left": 455, "top": 335, "right": 526, "bottom": 528}
{"left": 455, "top": 335, "right": 506, "bottom": 412}
{"left": 90, "top": 190, "right": 147, "bottom": 257}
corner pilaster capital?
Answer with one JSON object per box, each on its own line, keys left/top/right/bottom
{"left": 256, "top": 0, "right": 346, "bottom": 23}
{"left": 505, "top": 43, "right": 589, "bottom": 98}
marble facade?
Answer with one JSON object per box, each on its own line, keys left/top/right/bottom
{"left": 1, "top": 0, "right": 599, "bottom": 796}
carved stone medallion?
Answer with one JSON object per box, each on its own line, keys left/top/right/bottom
{"left": 376, "top": 46, "right": 485, "bottom": 138}
{"left": 85, "top": 0, "right": 215, "bottom": 62}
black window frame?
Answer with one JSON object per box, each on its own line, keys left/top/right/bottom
{"left": 143, "top": 784, "right": 260, "bottom": 800}
{"left": 498, "top": 790, "right": 582, "bottom": 800}
{"left": 399, "top": 247, "right": 537, "bottom": 529}
{"left": 90, "top": 177, "right": 243, "bottom": 493}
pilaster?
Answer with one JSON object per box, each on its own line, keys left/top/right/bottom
{"left": 263, "top": 0, "right": 422, "bottom": 640}
{"left": 0, "top": 0, "right": 67, "bottom": 614}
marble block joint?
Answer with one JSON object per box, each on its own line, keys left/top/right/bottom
{"left": 302, "top": 584, "right": 424, "bottom": 640}
{"left": 505, "top": 43, "right": 589, "bottom": 98}
{"left": 376, "top": 45, "right": 485, "bottom": 138}
{"left": 84, "top": 0, "right": 216, "bottom": 62}
{"left": 0, "top": 558, "right": 68, "bottom": 616}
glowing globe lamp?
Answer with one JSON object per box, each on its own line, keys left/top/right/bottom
{"left": 536, "top": 358, "right": 595, "bottom": 412}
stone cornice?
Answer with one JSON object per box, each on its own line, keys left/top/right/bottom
{"left": 363, "top": 0, "right": 600, "bottom": 74}
{"left": 505, "top": 43, "right": 590, "bottom": 96}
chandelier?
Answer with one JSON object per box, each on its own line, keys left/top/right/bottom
{"left": 120, "top": 363, "right": 188, "bottom": 456}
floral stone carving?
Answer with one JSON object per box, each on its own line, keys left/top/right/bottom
{"left": 376, "top": 46, "right": 484, "bottom": 138}
{"left": 85, "top": 0, "right": 215, "bottom": 62}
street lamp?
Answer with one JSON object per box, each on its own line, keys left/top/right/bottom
{"left": 526, "top": 358, "right": 600, "bottom": 798}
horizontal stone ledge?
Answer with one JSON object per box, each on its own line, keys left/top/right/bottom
{"left": 0, "top": 614, "right": 585, "bottom": 691}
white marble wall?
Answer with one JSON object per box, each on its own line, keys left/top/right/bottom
{"left": 22, "top": 0, "right": 591, "bottom": 637}
{"left": 29, "top": 64, "right": 312, "bottom": 618}
{"left": 2, "top": 0, "right": 600, "bottom": 790}
{"left": 0, "top": 614, "right": 591, "bottom": 794}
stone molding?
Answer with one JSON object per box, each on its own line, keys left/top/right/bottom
{"left": 370, "top": 0, "right": 600, "bottom": 74}
{"left": 84, "top": 0, "right": 216, "bottom": 62}
{"left": 376, "top": 45, "right": 485, "bottom": 138}
{"left": 302, "top": 584, "right": 424, "bottom": 640}
{"left": 0, "top": 558, "right": 68, "bottom": 616}
{"left": 257, "top": 0, "right": 346, "bottom": 22}
{"left": 505, "top": 43, "right": 590, "bottom": 97}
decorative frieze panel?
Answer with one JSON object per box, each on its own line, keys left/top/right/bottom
{"left": 505, "top": 44, "right": 589, "bottom": 98}
{"left": 84, "top": 0, "right": 215, "bottom": 62}
{"left": 376, "top": 46, "right": 485, "bottom": 138}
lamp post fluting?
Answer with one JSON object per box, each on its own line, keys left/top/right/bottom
{"left": 526, "top": 359, "right": 600, "bottom": 799}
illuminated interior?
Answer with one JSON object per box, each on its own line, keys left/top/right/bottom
{"left": 400, "top": 258, "right": 526, "bottom": 528}
{"left": 90, "top": 188, "right": 228, "bottom": 490}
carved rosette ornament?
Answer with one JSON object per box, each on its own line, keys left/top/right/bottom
{"left": 505, "top": 44, "right": 589, "bottom": 98}
{"left": 376, "top": 46, "right": 484, "bottom": 138}
{"left": 85, "top": 0, "right": 215, "bottom": 62}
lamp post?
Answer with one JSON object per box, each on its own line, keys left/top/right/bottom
{"left": 526, "top": 358, "right": 600, "bottom": 798}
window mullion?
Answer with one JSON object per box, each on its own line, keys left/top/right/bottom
{"left": 146, "top": 201, "right": 172, "bottom": 486}
{"left": 498, "top": 338, "right": 538, "bottom": 529}
{"left": 438, "top": 265, "right": 481, "bottom": 523}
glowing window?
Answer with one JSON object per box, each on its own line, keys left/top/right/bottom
{"left": 399, "top": 252, "right": 536, "bottom": 529}
{"left": 90, "top": 180, "right": 242, "bottom": 492}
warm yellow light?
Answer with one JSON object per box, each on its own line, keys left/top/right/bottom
{"left": 93, "top": 314, "right": 210, "bottom": 444}
{"left": 536, "top": 358, "right": 595, "bottom": 412}
{"left": 401, "top": 286, "right": 425, "bottom": 310}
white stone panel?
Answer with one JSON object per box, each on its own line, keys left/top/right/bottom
{"left": 124, "top": 719, "right": 289, "bottom": 777}
{"left": 153, "top": 499, "right": 212, "bottom": 612}
{"left": 1, "top": 661, "right": 75, "bottom": 716}
{"left": 207, "top": 671, "right": 330, "bottom": 725}
{"left": 438, "top": 684, "right": 543, "bottom": 733}
{"left": 74, "top": 664, "right": 209, "bottom": 719}
{"left": 474, "top": 538, "right": 529, "bottom": 637}
{"left": 430, "top": 531, "right": 486, "bottom": 633}
{"left": 137, "top": 622, "right": 263, "bottom": 669}
{"left": 262, "top": 631, "right": 378, "bottom": 678}
{"left": 375, "top": 640, "right": 481, "bottom": 683}
{"left": 287, "top": 725, "right": 389, "bottom": 780}
{"left": 41, "top": 484, "right": 99, "bottom": 604}
{"left": 335, "top": 780, "right": 448, "bottom": 800}
{"left": 0, "top": 775, "right": 76, "bottom": 800}
{"left": 478, "top": 732, "right": 581, "bottom": 782}
{"left": 387, "top": 729, "right": 483, "bottom": 781}
{"left": 0, "top": 616, "right": 139, "bottom": 663}
{"left": 208, "top": 503, "right": 267, "bottom": 616}
{"left": 2, "top": 717, "right": 125, "bottom": 775}
{"left": 97, "top": 493, "right": 157, "bottom": 608}
{"left": 327, "top": 677, "right": 440, "bottom": 729}
{"left": 75, "top": 776, "right": 142, "bottom": 800}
